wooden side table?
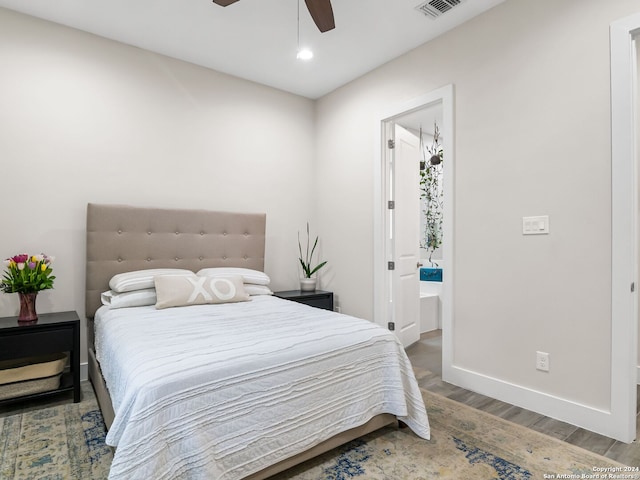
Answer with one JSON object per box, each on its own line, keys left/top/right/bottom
{"left": 274, "top": 290, "right": 334, "bottom": 311}
{"left": 0, "top": 310, "right": 81, "bottom": 405}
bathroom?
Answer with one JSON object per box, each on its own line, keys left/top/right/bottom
{"left": 396, "top": 104, "right": 444, "bottom": 335}
{"left": 418, "top": 119, "right": 443, "bottom": 334}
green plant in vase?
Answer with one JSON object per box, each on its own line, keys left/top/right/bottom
{"left": 298, "top": 223, "right": 327, "bottom": 292}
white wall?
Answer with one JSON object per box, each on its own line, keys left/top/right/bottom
{"left": 316, "top": 0, "right": 640, "bottom": 415}
{"left": 0, "top": 8, "right": 316, "bottom": 362}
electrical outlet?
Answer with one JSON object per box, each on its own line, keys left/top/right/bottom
{"left": 536, "top": 351, "right": 550, "bottom": 372}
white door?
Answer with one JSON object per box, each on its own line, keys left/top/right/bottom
{"left": 391, "top": 124, "right": 421, "bottom": 347}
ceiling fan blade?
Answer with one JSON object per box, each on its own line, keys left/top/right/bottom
{"left": 212, "top": 0, "right": 239, "bottom": 6}
{"left": 304, "top": 0, "right": 335, "bottom": 33}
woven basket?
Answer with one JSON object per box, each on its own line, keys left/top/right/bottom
{"left": 0, "top": 353, "right": 67, "bottom": 400}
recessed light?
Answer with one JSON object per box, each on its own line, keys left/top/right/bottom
{"left": 296, "top": 48, "right": 313, "bottom": 60}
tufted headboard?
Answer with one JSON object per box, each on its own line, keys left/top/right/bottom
{"left": 85, "top": 203, "right": 266, "bottom": 319}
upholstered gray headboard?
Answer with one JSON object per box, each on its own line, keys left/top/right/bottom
{"left": 85, "top": 203, "right": 266, "bottom": 319}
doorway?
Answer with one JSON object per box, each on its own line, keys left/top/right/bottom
{"left": 373, "top": 85, "right": 454, "bottom": 377}
{"left": 395, "top": 106, "right": 444, "bottom": 340}
{"left": 636, "top": 36, "right": 640, "bottom": 392}
{"left": 610, "top": 13, "right": 639, "bottom": 443}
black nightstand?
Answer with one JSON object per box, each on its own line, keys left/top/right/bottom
{"left": 274, "top": 290, "right": 334, "bottom": 311}
{"left": 0, "top": 311, "right": 81, "bottom": 405}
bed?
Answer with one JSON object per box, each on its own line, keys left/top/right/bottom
{"left": 85, "top": 203, "right": 430, "bottom": 480}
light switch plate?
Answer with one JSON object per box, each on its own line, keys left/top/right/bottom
{"left": 523, "top": 215, "right": 549, "bottom": 235}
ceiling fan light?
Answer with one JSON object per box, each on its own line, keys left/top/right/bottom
{"left": 296, "top": 48, "right": 314, "bottom": 60}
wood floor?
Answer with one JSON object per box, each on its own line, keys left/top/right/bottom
{"left": 405, "top": 330, "right": 640, "bottom": 466}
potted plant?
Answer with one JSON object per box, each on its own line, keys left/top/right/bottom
{"left": 419, "top": 123, "right": 444, "bottom": 280}
{"left": 298, "top": 223, "right": 327, "bottom": 292}
{"left": 1, "top": 253, "right": 55, "bottom": 323}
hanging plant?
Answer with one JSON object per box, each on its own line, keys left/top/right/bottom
{"left": 419, "top": 123, "right": 444, "bottom": 267}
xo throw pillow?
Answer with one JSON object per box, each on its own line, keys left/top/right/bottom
{"left": 154, "top": 274, "right": 250, "bottom": 309}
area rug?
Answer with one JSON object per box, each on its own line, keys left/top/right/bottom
{"left": 0, "top": 383, "right": 628, "bottom": 480}
{"left": 0, "top": 382, "right": 112, "bottom": 480}
{"left": 274, "top": 390, "right": 628, "bottom": 480}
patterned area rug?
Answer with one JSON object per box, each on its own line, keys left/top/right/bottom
{"left": 0, "top": 382, "right": 112, "bottom": 480}
{"left": 274, "top": 390, "right": 628, "bottom": 480}
{"left": 0, "top": 382, "right": 628, "bottom": 480}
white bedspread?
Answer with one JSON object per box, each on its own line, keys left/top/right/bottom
{"left": 95, "top": 295, "right": 430, "bottom": 480}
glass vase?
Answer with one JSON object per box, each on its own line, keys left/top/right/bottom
{"left": 17, "top": 292, "right": 38, "bottom": 323}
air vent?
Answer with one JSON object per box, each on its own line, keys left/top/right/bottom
{"left": 416, "top": 0, "right": 463, "bottom": 19}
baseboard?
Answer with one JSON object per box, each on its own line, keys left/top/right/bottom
{"left": 81, "top": 361, "right": 88, "bottom": 382}
{"left": 443, "top": 364, "right": 630, "bottom": 442}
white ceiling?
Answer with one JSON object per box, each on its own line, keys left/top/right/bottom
{"left": 0, "top": 0, "right": 505, "bottom": 99}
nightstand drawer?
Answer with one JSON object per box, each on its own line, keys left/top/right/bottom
{"left": 274, "top": 290, "right": 334, "bottom": 311}
{"left": 0, "top": 328, "right": 74, "bottom": 361}
{"left": 301, "top": 295, "right": 333, "bottom": 311}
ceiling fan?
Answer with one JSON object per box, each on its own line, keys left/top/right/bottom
{"left": 212, "top": 0, "right": 335, "bottom": 33}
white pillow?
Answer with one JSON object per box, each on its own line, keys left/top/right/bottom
{"left": 154, "top": 274, "right": 250, "bottom": 309}
{"left": 109, "top": 269, "right": 193, "bottom": 293}
{"left": 196, "top": 268, "right": 270, "bottom": 286}
{"left": 243, "top": 284, "right": 273, "bottom": 296}
{"left": 101, "top": 289, "right": 157, "bottom": 309}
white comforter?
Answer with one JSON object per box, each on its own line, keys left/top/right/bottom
{"left": 95, "top": 295, "right": 430, "bottom": 480}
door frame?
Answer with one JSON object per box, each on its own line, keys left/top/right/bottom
{"left": 373, "top": 84, "right": 455, "bottom": 372}
{"left": 610, "top": 13, "right": 640, "bottom": 443}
